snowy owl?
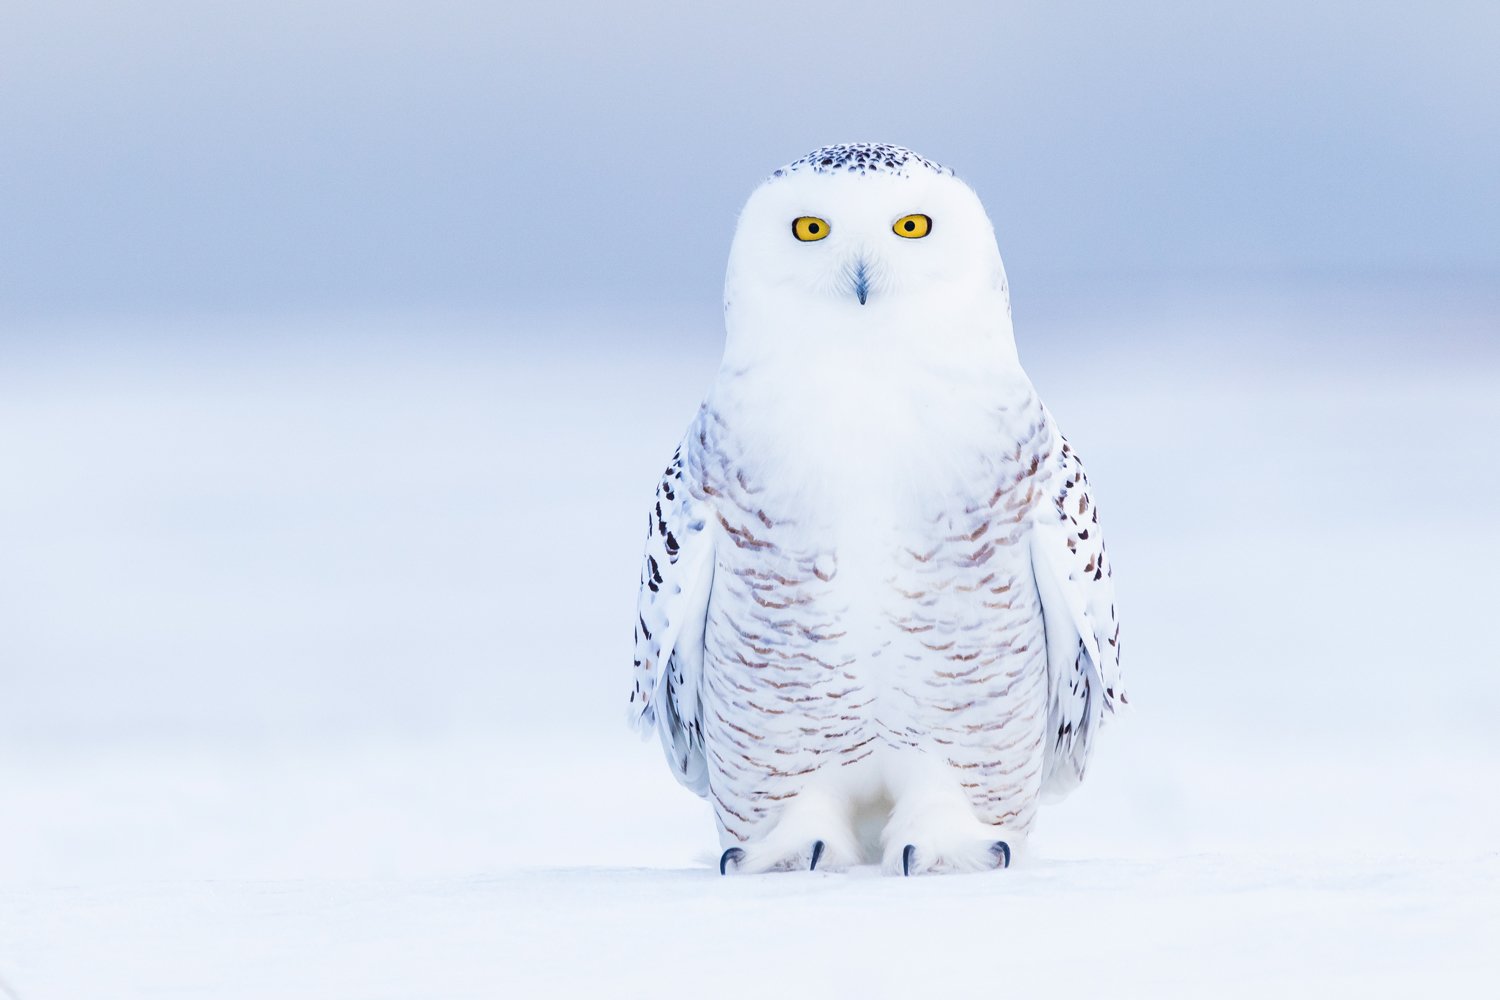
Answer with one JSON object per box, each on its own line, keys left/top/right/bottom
{"left": 629, "top": 143, "right": 1126, "bottom": 875}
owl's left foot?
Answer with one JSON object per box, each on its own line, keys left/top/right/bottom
{"left": 878, "top": 757, "right": 1026, "bottom": 874}
{"left": 898, "top": 839, "right": 1012, "bottom": 876}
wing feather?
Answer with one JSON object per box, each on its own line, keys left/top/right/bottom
{"left": 629, "top": 436, "right": 715, "bottom": 796}
{"left": 1031, "top": 432, "right": 1126, "bottom": 800}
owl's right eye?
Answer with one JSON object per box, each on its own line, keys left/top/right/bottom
{"left": 792, "top": 217, "right": 830, "bottom": 242}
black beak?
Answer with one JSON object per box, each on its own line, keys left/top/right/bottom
{"left": 853, "top": 260, "right": 870, "bottom": 305}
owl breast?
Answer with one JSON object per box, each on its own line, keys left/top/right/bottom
{"left": 691, "top": 381, "right": 1056, "bottom": 843}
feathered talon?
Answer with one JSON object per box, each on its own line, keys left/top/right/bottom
{"left": 719, "top": 847, "right": 745, "bottom": 875}
{"left": 809, "top": 840, "right": 825, "bottom": 871}
{"left": 990, "top": 841, "right": 1011, "bottom": 869}
{"left": 902, "top": 844, "right": 916, "bottom": 877}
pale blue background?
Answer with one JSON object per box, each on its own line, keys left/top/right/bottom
{"left": 3, "top": 0, "right": 1497, "bottom": 322}
{"left": 1, "top": 0, "right": 1497, "bottom": 746}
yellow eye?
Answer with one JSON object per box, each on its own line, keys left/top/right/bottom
{"left": 792, "top": 216, "right": 830, "bottom": 241}
{"left": 893, "top": 214, "right": 932, "bottom": 239}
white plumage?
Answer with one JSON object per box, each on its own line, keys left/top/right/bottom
{"left": 629, "top": 144, "right": 1126, "bottom": 875}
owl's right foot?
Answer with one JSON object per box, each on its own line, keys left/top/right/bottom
{"left": 717, "top": 791, "right": 861, "bottom": 874}
{"left": 718, "top": 837, "right": 845, "bottom": 874}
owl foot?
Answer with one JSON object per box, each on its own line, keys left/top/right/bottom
{"left": 882, "top": 792, "right": 1021, "bottom": 876}
{"left": 891, "top": 837, "right": 1015, "bottom": 876}
{"left": 718, "top": 790, "right": 861, "bottom": 873}
{"left": 717, "top": 836, "right": 853, "bottom": 874}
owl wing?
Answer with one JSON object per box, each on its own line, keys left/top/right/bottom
{"left": 628, "top": 434, "right": 716, "bottom": 797}
{"left": 1029, "top": 431, "right": 1127, "bottom": 800}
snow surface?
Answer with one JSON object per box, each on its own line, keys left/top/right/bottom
{"left": 2, "top": 283, "right": 1498, "bottom": 997}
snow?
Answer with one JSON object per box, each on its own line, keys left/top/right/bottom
{"left": 2, "top": 283, "right": 1498, "bottom": 997}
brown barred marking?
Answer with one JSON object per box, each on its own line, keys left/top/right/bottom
{"left": 639, "top": 375, "right": 1120, "bottom": 850}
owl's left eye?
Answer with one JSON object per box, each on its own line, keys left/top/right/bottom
{"left": 893, "top": 214, "right": 932, "bottom": 239}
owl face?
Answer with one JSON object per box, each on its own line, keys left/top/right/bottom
{"left": 724, "top": 145, "right": 1009, "bottom": 328}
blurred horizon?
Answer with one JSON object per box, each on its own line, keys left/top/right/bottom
{"left": 4, "top": 280, "right": 1497, "bottom": 748}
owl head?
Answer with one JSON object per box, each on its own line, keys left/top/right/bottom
{"left": 722, "top": 143, "right": 1015, "bottom": 365}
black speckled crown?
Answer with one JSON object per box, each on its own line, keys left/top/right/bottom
{"left": 771, "top": 143, "right": 951, "bottom": 179}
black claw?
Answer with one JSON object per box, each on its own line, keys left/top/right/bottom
{"left": 902, "top": 843, "right": 916, "bottom": 877}
{"left": 810, "top": 840, "right": 825, "bottom": 871}
{"left": 990, "top": 840, "right": 1012, "bottom": 869}
{"left": 719, "top": 847, "right": 745, "bottom": 875}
